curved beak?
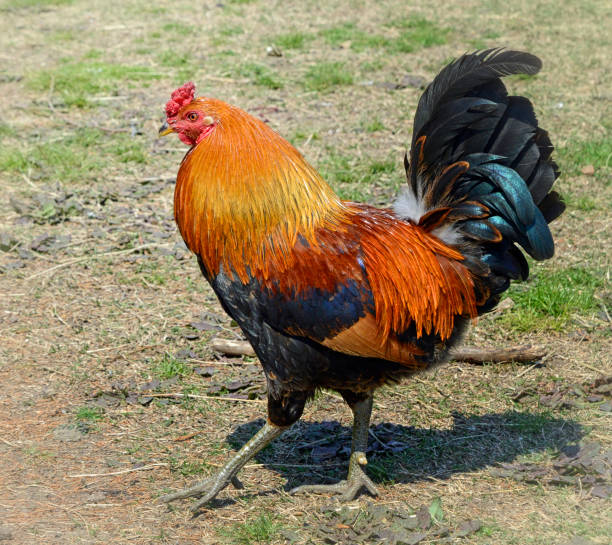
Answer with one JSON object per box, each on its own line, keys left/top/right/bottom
{"left": 158, "top": 121, "right": 174, "bottom": 137}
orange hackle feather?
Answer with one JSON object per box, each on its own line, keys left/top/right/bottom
{"left": 174, "top": 97, "right": 477, "bottom": 352}
{"left": 174, "top": 97, "right": 347, "bottom": 282}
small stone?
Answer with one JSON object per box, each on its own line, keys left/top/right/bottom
{"left": 195, "top": 367, "right": 216, "bottom": 377}
{"left": 279, "top": 529, "right": 301, "bottom": 543}
{"left": 559, "top": 537, "right": 597, "bottom": 545}
{"left": 398, "top": 74, "right": 427, "bottom": 89}
{"left": 397, "top": 531, "right": 427, "bottom": 545}
{"left": 0, "top": 232, "right": 19, "bottom": 252}
{"left": 266, "top": 45, "right": 282, "bottom": 57}
{"left": 591, "top": 484, "right": 612, "bottom": 499}
{"left": 580, "top": 164, "right": 595, "bottom": 176}
{"left": 598, "top": 401, "right": 612, "bottom": 412}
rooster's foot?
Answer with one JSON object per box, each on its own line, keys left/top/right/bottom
{"left": 290, "top": 451, "right": 378, "bottom": 501}
{"left": 160, "top": 421, "right": 285, "bottom": 512}
{"left": 160, "top": 474, "right": 243, "bottom": 511}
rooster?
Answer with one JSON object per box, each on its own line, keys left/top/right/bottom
{"left": 158, "top": 49, "right": 564, "bottom": 511}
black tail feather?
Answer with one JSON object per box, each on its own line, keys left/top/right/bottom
{"left": 399, "top": 49, "right": 564, "bottom": 314}
{"left": 412, "top": 48, "right": 542, "bottom": 145}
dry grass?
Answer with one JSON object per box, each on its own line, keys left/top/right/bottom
{"left": 0, "top": 0, "right": 610, "bottom": 543}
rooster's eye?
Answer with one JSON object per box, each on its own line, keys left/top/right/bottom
{"left": 186, "top": 112, "right": 199, "bottom": 122}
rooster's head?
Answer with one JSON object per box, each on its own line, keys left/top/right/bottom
{"left": 159, "top": 82, "right": 218, "bottom": 146}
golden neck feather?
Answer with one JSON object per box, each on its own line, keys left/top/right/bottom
{"left": 174, "top": 99, "right": 346, "bottom": 281}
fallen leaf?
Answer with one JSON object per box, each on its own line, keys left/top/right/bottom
{"left": 454, "top": 519, "right": 482, "bottom": 537}
{"left": 416, "top": 505, "right": 431, "bottom": 529}
{"left": 428, "top": 497, "right": 444, "bottom": 523}
{"left": 312, "top": 445, "right": 339, "bottom": 461}
{"left": 174, "top": 431, "right": 200, "bottom": 442}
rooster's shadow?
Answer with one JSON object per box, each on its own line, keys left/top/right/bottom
{"left": 226, "top": 409, "right": 583, "bottom": 490}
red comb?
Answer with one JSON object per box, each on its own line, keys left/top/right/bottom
{"left": 165, "top": 82, "right": 196, "bottom": 119}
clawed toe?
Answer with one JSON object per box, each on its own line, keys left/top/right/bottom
{"left": 160, "top": 471, "right": 242, "bottom": 509}
{"left": 290, "top": 473, "right": 378, "bottom": 501}
{"left": 290, "top": 452, "right": 378, "bottom": 501}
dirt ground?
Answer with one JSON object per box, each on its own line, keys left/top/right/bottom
{"left": 0, "top": 0, "right": 610, "bottom": 544}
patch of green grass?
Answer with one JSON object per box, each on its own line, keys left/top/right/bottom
{"left": 500, "top": 266, "right": 604, "bottom": 331}
{"left": 161, "top": 22, "right": 196, "bottom": 34}
{"left": 363, "top": 118, "right": 385, "bottom": 132}
{"left": 320, "top": 22, "right": 390, "bottom": 51}
{"left": 76, "top": 406, "right": 104, "bottom": 421}
{"left": 24, "top": 446, "right": 56, "bottom": 460}
{"left": 237, "top": 63, "right": 283, "bottom": 89}
{"left": 157, "top": 49, "right": 198, "bottom": 81}
{"left": 105, "top": 134, "right": 148, "bottom": 164}
{"left": 274, "top": 31, "right": 313, "bottom": 50}
{"left": 218, "top": 24, "right": 244, "bottom": 37}
{"left": 219, "top": 514, "right": 281, "bottom": 545}
{"left": 50, "top": 29, "right": 75, "bottom": 42}
{"left": 556, "top": 135, "right": 612, "bottom": 182}
{"left": 319, "top": 18, "right": 446, "bottom": 54}
{"left": 288, "top": 130, "right": 318, "bottom": 146}
{"left": 365, "top": 158, "right": 396, "bottom": 180}
{"left": 0, "top": 122, "right": 12, "bottom": 140}
{"left": 385, "top": 17, "right": 449, "bottom": 53}
{"left": 565, "top": 194, "right": 598, "bottom": 211}
{"left": 83, "top": 49, "right": 102, "bottom": 59}
{"left": 303, "top": 62, "right": 353, "bottom": 92}
{"left": 170, "top": 458, "right": 210, "bottom": 476}
{"left": 153, "top": 354, "right": 189, "bottom": 379}
{"left": 502, "top": 410, "right": 557, "bottom": 434}
{"left": 2, "top": 0, "right": 73, "bottom": 8}
{"left": 0, "top": 129, "right": 148, "bottom": 183}
{"left": 469, "top": 29, "right": 502, "bottom": 50}
{"left": 360, "top": 59, "right": 385, "bottom": 73}
{"left": 367, "top": 458, "right": 396, "bottom": 484}
{"left": 476, "top": 521, "right": 503, "bottom": 537}
{"left": 507, "top": 73, "right": 539, "bottom": 83}
{"left": 319, "top": 151, "right": 356, "bottom": 185}
{"left": 28, "top": 60, "right": 161, "bottom": 108}
{"left": 0, "top": 128, "right": 104, "bottom": 182}
{"left": 319, "top": 152, "right": 398, "bottom": 200}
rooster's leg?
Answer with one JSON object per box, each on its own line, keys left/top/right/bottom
{"left": 160, "top": 421, "right": 285, "bottom": 511}
{"left": 290, "top": 394, "right": 378, "bottom": 501}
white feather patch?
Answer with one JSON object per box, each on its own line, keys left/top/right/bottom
{"left": 393, "top": 185, "right": 463, "bottom": 246}
{"left": 431, "top": 224, "right": 462, "bottom": 246}
{"left": 393, "top": 185, "right": 426, "bottom": 222}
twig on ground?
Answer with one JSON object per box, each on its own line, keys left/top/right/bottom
{"left": 173, "top": 432, "right": 201, "bottom": 442}
{"left": 516, "top": 362, "right": 542, "bottom": 378}
{"left": 144, "top": 392, "right": 265, "bottom": 404}
{"left": 26, "top": 243, "right": 170, "bottom": 280}
{"left": 210, "top": 339, "right": 547, "bottom": 365}
{"left": 449, "top": 344, "right": 546, "bottom": 365}
{"left": 85, "top": 343, "right": 164, "bottom": 355}
{"left": 581, "top": 362, "right": 609, "bottom": 376}
{"left": 68, "top": 463, "right": 168, "bottom": 478}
